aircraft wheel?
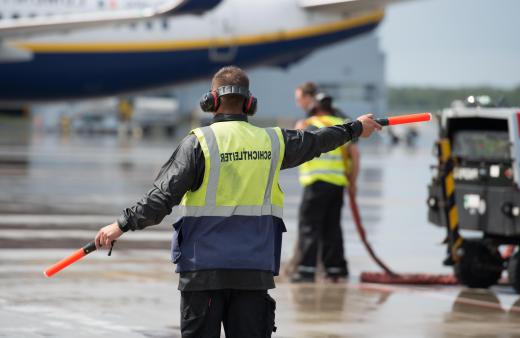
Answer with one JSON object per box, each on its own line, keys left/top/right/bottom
{"left": 455, "top": 240, "right": 503, "bottom": 289}
{"left": 508, "top": 251, "right": 520, "bottom": 294}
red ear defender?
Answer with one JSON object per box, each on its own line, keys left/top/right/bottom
{"left": 245, "top": 96, "right": 253, "bottom": 112}
{"left": 243, "top": 95, "right": 257, "bottom": 115}
{"left": 199, "top": 90, "right": 221, "bottom": 112}
{"left": 212, "top": 91, "right": 219, "bottom": 112}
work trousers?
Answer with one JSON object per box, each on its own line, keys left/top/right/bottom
{"left": 180, "top": 289, "right": 276, "bottom": 338}
{"left": 297, "top": 181, "right": 348, "bottom": 277}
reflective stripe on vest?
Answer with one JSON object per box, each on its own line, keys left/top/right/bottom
{"left": 179, "top": 121, "right": 284, "bottom": 218}
{"left": 299, "top": 115, "right": 349, "bottom": 187}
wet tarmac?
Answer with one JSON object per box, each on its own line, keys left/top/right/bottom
{"left": 1, "top": 120, "right": 520, "bottom": 337}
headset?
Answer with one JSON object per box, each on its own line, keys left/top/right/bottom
{"left": 200, "top": 85, "right": 257, "bottom": 115}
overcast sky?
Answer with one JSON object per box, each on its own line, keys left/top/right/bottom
{"left": 377, "top": 0, "right": 520, "bottom": 88}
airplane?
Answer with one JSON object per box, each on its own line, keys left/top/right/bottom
{"left": 0, "top": 0, "right": 400, "bottom": 103}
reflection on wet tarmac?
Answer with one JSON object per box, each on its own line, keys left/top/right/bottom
{"left": 442, "top": 289, "right": 520, "bottom": 338}
{"left": 290, "top": 284, "right": 347, "bottom": 320}
{"left": 2, "top": 121, "right": 520, "bottom": 337}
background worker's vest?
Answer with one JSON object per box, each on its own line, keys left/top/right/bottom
{"left": 172, "top": 121, "right": 286, "bottom": 274}
{"left": 299, "top": 115, "right": 350, "bottom": 187}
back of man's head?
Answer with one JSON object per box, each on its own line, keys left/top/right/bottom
{"left": 211, "top": 66, "right": 250, "bottom": 111}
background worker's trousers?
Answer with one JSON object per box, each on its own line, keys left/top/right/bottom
{"left": 296, "top": 180, "right": 349, "bottom": 278}
{"left": 180, "top": 289, "right": 276, "bottom": 338}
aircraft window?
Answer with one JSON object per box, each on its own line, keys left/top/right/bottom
{"left": 162, "top": 19, "right": 169, "bottom": 30}
{"left": 12, "top": 13, "right": 20, "bottom": 19}
{"left": 146, "top": 21, "right": 153, "bottom": 30}
{"left": 129, "top": 22, "right": 137, "bottom": 30}
{"left": 29, "top": 13, "right": 37, "bottom": 18}
{"left": 0, "top": 13, "right": 3, "bottom": 20}
{"left": 98, "top": 0, "right": 104, "bottom": 8}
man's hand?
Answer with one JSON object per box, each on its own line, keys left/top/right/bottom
{"left": 357, "top": 114, "right": 382, "bottom": 138}
{"left": 95, "top": 222, "right": 123, "bottom": 250}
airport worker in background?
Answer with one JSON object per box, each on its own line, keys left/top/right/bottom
{"left": 314, "top": 92, "right": 360, "bottom": 197}
{"left": 94, "top": 66, "right": 381, "bottom": 338}
{"left": 291, "top": 82, "right": 360, "bottom": 283}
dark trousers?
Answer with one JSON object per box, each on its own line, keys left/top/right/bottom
{"left": 297, "top": 181, "right": 348, "bottom": 277}
{"left": 180, "top": 289, "right": 276, "bottom": 338}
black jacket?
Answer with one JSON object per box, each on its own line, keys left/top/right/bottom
{"left": 117, "top": 113, "right": 362, "bottom": 290}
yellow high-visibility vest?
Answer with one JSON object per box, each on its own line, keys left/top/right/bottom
{"left": 299, "top": 115, "right": 350, "bottom": 187}
{"left": 173, "top": 121, "right": 286, "bottom": 273}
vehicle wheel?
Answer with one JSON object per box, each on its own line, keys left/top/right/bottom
{"left": 454, "top": 240, "right": 503, "bottom": 289}
{"left": 508, "top": 251, "right": 520, "bottom": 294}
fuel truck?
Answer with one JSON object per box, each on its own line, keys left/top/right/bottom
{"left": 427, "top": 96, "right": 520, "bottom": 292}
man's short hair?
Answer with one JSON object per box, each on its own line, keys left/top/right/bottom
{"left": 211, "top": 66, "right": 250, "bottom": 108}
{"left": 296, "top": 81, "right": 318, "bottom": 97}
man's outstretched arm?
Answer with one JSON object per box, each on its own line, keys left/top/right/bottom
{"left": 281, "top": 114, "right": 381, "bottom": 169}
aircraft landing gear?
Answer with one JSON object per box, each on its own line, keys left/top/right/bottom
{"left": 455, "top": 240, "right": 504, "bottom": 289}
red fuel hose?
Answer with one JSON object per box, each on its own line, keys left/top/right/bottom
{"left": 349, "top": 182, "right": 458, "bottom": 285}
{"left": 348, "top": 189, "right": 397, "bottom": 276}
{"left": 44, "top": 241, "right": 97, "bottom": 277}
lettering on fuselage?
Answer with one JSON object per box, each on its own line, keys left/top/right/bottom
{"left": 220, "top": 150, "right": 271, "bottom": 163}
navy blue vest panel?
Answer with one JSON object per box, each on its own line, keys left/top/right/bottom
{"left": 171, "top": 215, "right": 286, "bottom": 275}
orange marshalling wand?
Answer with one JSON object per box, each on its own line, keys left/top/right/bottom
{"left": 375, "top": 112, "right": 431, "bottom": 126}
{"left": 44, "top": 241, "right": 97, "bottom": 277}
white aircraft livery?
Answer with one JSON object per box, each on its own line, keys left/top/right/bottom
{"left": 0, "top": 0, "right": 397, "bottom": 102}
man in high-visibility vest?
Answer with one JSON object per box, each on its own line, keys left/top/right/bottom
{"left": 291, "top": 83, "right": 359, "bottom": 282}
{"left": 94, "top": 66, "right": 381, "bottom": 337}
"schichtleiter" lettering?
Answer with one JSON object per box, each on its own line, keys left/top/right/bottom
{"left": 220, "top": 150, "right": 271, "bottom": 163}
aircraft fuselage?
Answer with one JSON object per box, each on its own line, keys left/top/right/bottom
{"left": 0, "top": 0, "right": 383, "bottom": 101}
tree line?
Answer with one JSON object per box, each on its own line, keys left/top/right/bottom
{"left": 388, "top": 85, "right": 520, "bottom": 112}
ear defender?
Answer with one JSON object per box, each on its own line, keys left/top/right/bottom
{"left": 199, "top": 90, "right": 220, "bottom": 112}
{"left": 243, "top": 95, "right": 257, "bottom": 115}
{"left": 199, "top": 85, "right": 257, "bottom": 115}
